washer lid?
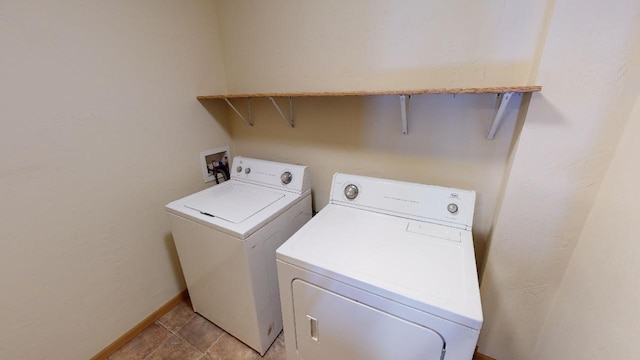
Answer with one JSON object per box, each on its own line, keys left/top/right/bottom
{"left": 184, "top": 182, "right": 285, "bottom": 224}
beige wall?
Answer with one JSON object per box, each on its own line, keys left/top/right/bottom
{"left": 218, "top": 0, "right": 550, "bottom": 275}
{"left": 0, "top": 1, "right": 230, "bottom": 359}
{"left": 216, "top": 0, "right": 550, "bottom": 93}
{"left": 230, "top": 94, "right": 522, "bottom": 267}
{"left": 3, "top": 1, "right": 638, "bottom": 359}
{"left": 479, "top": 0, "right": 640, "bottom": 358}
{"left": 218, "top": 1, "right": 640, "bottom": 359}
{"left": 532, "top": 94, "right": 640, "bottom": 358}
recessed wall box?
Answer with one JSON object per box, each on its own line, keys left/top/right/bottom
{"left": 200, "top": 146, "right": 230, "bottom": 183}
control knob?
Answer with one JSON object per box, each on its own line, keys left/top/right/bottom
{"left": 236, "top": 166, "right": 242, "bottom": 173}
{"left": 245, "top": 168, "right": 251, "bottom": 174}
{"left": 281, "top": 171, "right": 292, "bottom": 185}
{"left": 447, "top": 203, "right": 458, "bottom": 214}
{"left": 344, "top": 184, "right": 359, "bottom": 200}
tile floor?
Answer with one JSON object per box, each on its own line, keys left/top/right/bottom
{"left": 109, "top": 298, "right": 285, "bottom": 360}
{"left": 109, "top": 297, "right": 489, "bottom": 360}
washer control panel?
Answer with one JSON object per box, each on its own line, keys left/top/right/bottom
{"left": 231, "top": 157, "right": 310, "bottom": 193}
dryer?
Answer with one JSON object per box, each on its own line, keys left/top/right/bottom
{"left": 276, "top": 173, "right": 482, "bottom": 360}
{"left": 166, "top": 157, "right": 312, "bottom": 355}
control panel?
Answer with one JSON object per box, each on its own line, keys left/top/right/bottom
{"left": 231, "top": 157, "right": 310, "bottom": 194}
{"left": 330, "top": 173, "right": 476, "bottom": 230}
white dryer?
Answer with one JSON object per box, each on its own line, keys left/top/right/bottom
{"left": 166, "top": 157, "right": 312, "bottom": 355}
{"left": 277, "top": 173, "right": 482, "bottom": 360}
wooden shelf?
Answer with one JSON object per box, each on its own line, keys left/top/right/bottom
{"left": 198, "top": 85, "right": 542, "bottom": 139}
{"left": 197, "top": 86, "right": 541, "bottom": 100}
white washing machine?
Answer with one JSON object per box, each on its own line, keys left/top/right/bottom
{"left": 277, "top": 173, "right": 482, "bottom": 360}
{"left": 166, "top": 157, "right": 312, "bottom": 355}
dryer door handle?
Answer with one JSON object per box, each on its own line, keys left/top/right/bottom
{"left": 307, "top": 315, "right": 319, "bottom": 342}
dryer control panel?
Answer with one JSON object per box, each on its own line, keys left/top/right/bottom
{"left": 330, "top": 173, "right": 476, "bottom": 230}
{"left": 232, "top": 157, "right": 310, "bottom": 194}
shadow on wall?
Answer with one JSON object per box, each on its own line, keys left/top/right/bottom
{"left": 482, "top": 92, "right": 609, "bottom": 281}
{"left": 164, "top": 232, "right": 186, "bottom": 290}
{"left": 479, "top": 91, "right": 533, "bottom": 276}
{"left": 225, "top": 94, "right": 513, "bottom": 157}
{"left": 477, "top": 93, "right": 614, "bottom": 357}
{"left": 215, "top": 92, "right": 528, "bottom": 277}
{"left": 200, "top": 99, "right": 234, "bottom": 138}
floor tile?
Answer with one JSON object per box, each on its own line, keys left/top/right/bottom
{"left": 109, "top": 323, "right": 170, "bottom": 360}
{"left": 177, "top": 314, "right": 225, "bottom": 352}
{"left": 262, "top": 331, "right": 286, "bottom": 360}
{"left": 205, "top": 333, "right": 259, "bottom": 360}
{"left": 145, "top": 334, "right": 202, "bottom": 360}
{"left": 157, "top": 299, "right": 196, "bottom": 332}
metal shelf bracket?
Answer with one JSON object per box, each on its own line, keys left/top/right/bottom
{"left": 224, "top": 98, "right": 253, "bottom": 126}
{"left": 400, "top": 95, "right": 412, "bottom": 135}
{"left": 486, "top": 92, "right": 515, "bottom": 140}
{"left": 269, "top": 96, "right": 294, "bottom": 128}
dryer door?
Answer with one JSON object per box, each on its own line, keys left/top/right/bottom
{"left": 292, "top": 280, "right": 445, "bottom": 360}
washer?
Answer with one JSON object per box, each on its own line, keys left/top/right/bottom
{"left": 166, "top": 156, "right": 312, "bottom": 355}
{"left": 277, "top": 173, "right": 482, "bottom": 360}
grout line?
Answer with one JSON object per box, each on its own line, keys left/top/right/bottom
{"left": 154, "top": 321, "right": 179, "bottom": 338}
{"left": 204, "top": 332, "right": 227, "bottom": 355}
{"left": 156, "top": 311, "right": 197, "bottom": 335}
{"left": 172, "top": 312, "right": 197, "bottom": 334}
{"left": 175, "top": 332, "right": 207, "bottom": 359}
{"left": 161, "top": 317, "right": 193, "bottom": 335}
{"left": 168, "top": 315, "right": 212, "bottom": 358}
{"left": 152, "top": 304, "right": 236, "bottom": 358}
{"left": 141, "top": 333, "right": 173, "bottom": 360}
{"left": 155, "top": 300, "right": 197, "bottom": 336}
{"left": 174, "top": 327, "right": 224, "bottom": 358}
{"left": 148, "top": 303, "right": 204, "bottom": 358}
{"left": 141, "top": 327, "right": 206, "bottom": 360}
{"left": 184, "top": 339, "right": 206, "bottom": 358}
{"left": 155, "top": 308, "right": 224, "bottom": 358}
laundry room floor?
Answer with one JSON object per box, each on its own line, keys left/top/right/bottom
{"left": 108, "top": 297, "right": 285, "bottom": 360}
{"left": 108, "top": 297, "right": 491, "bottom": 360}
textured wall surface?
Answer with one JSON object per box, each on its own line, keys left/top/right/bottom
{"left": 216, "top": 0, "right": 549, "bottom": 93}
{"left": 218, "top": 0, "right": 550, "bottom": 278}
{"left": 478, "top": 1, "right": 640, "bottom": 358}
{"left": 2, "top": 1, "right": 639, "bottom": 359}
{"left": 218, "top": 1, "right": 640, "bottom": 359}
{"left": 532, "top": 95, "right": 640, "bottom": 359}
{"left": 0, "top": 1, "right": 230, "bottom": 358}
{"left": 230, "top": 94, "right": 522, "bottom": 269}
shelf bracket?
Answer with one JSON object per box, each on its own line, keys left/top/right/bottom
{"left": 486, "top": 92, "right": 515, "bottom": 140}
{"left": 269, "top": 96, "right": 294, "bottom": 128}
{"left": 224, "top": 98, "right": 253, "bottom": 126}
{"left": 400, "top": 95, "right": 412, "bottom": 135}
